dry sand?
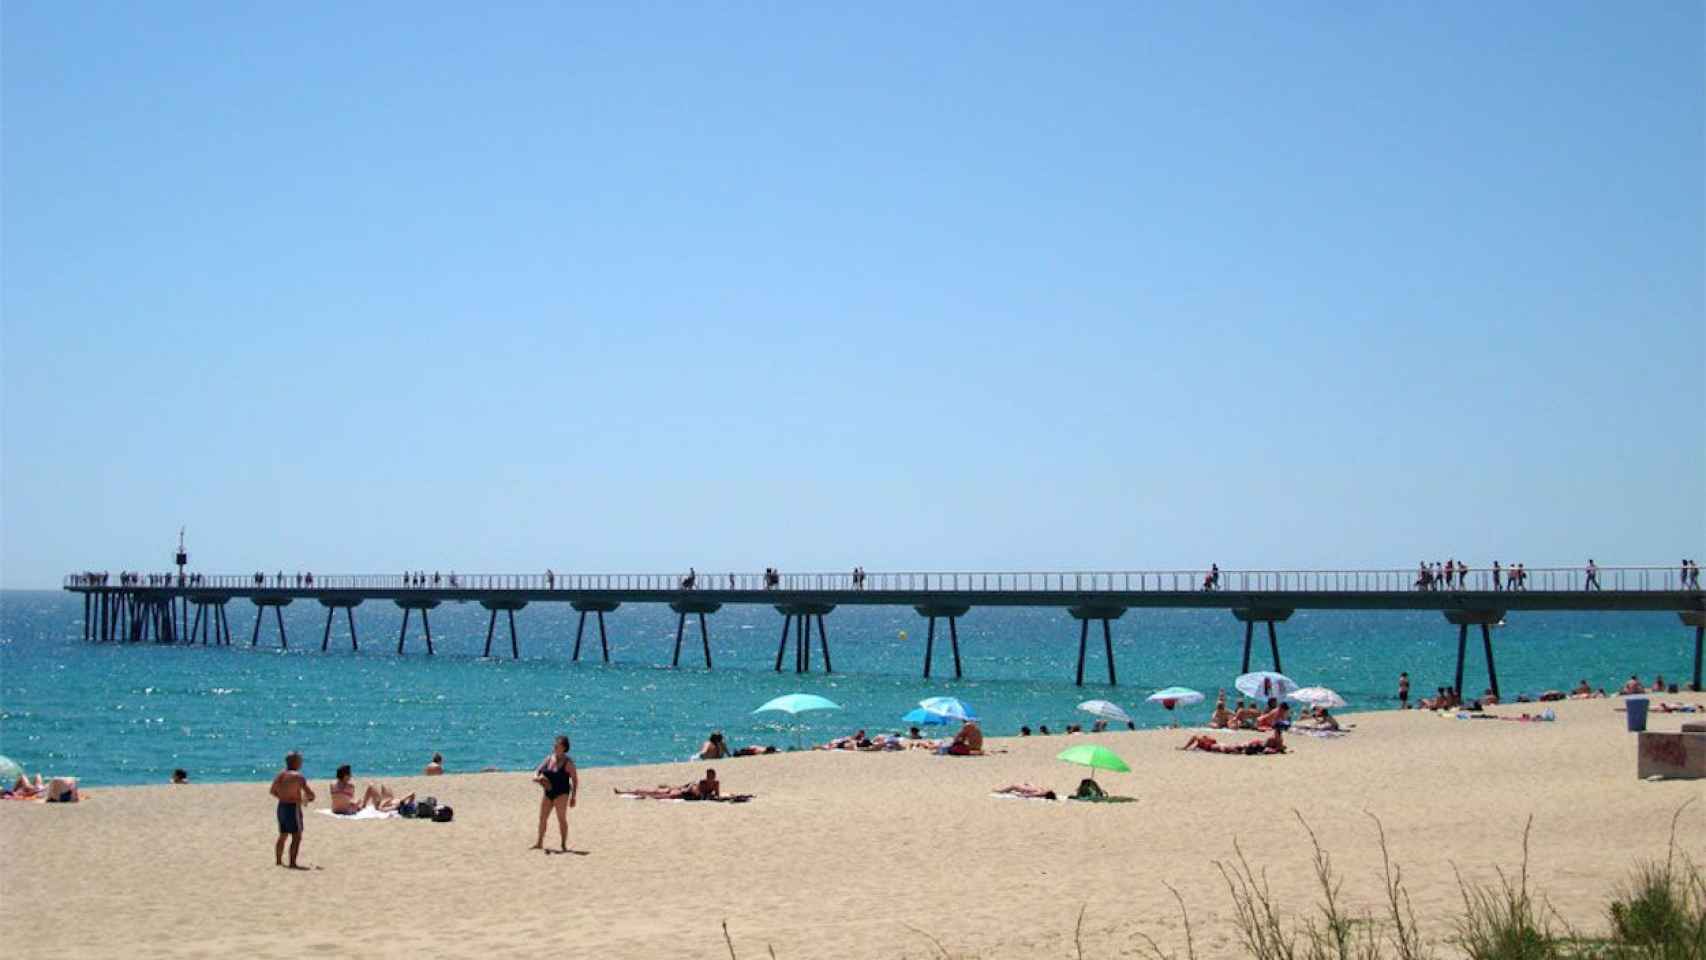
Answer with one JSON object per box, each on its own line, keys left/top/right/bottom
{"left": 3, "top": 694, "right": 1703, "bottom": 959}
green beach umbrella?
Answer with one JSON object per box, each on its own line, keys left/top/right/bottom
{"left": 1056, "top": 744, "right": 1130, "bottom": 785}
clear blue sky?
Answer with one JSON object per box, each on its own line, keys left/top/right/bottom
{"left": 3, "top": 2, "right": 1702, "bottom": 587}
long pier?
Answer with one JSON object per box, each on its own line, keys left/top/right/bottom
{"left": 65, "top": 566, "right": 1706, "bottom": 693}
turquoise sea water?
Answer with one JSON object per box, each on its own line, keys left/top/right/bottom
{"left": 0, "top": 590, "right": 1694, "bottom": 785}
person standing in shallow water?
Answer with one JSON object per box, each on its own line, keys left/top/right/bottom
{"left": 532, "top": 735, "right": 577, "bottom": 852}
{"left": 1397, "top": 672, "right": 1410, "bottom": 708}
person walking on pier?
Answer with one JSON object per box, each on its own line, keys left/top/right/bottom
{"left": 1585, "top": 559, "right": 1601, "bottom": 590}
{"left": 1492, "top": 561, "right": 1502, "bottom": 591}
{"left": 681, "top": 568, "right": 697, "bottom": 590}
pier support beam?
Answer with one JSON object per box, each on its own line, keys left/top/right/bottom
{"left": 1232, "top": 609, "right": 1293, "bottom": 674}
{"left": 775, "top": 603, "right": 835, "bottom": 674}
{"left": 480, "top": 599, "right": 527, "bottom": 659}
{"left": 250, "top": 596, "right": 293, "bottom": 649}
{"left": 1681, "top": 612, "right": 1705, "bottom": 692}
{"left": 317, "top": 597, "right": 363, "bottom": 652}
{"left": 395, "top": 599, "right": 440, "bottom": 655}
{"left": 571, "top": 601, "right": 620, "bottom": 663}
{"left": 1068, "top": 606, "right": 1126, "bottom": 686}
{"left": 1444, "top": 610, "right": 1505, "bottom": 700}
{"left": 669, "top": 601, "right": 722, "bottom": 669}
{"left": 914, "top": 604, "right": 971, "bottom": 680}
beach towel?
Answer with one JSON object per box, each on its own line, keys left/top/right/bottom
{"left": 1295, "top": 728, "right": 1350, "bottom": 739}
{"left": 318, "top": 807, "right": 399, "bottom": 820}
{"left": 990, "top": 792, "right": 1056, "bottom": 802}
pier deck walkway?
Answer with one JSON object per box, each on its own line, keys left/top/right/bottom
{"left": 65, "top": 566, "right": 1706, "bottom": 692}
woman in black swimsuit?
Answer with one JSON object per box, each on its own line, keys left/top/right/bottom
{"left": 532, "top": 734, "right": 578, "bottom": 852}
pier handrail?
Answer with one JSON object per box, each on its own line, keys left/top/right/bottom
{"left": 64, "top": 565, "right": 1701, "bottom": 593}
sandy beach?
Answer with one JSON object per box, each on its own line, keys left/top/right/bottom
{"left": 3, "top": 694, "right": 1702, "bottom": 959}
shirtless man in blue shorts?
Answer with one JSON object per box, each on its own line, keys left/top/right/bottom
{"left": 269, "top": 751, "right": 316, "bottom": 869}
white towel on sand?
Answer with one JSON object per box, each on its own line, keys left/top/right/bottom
{"left": 318, "top": 807, "right": 399, "bottom": 820}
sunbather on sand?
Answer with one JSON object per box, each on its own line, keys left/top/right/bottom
{"left": 1071, "top": 778, "right": 1106, "bottom": 800}
{"left": 937, "top": 721, "right": 984, "bottom": 756}
{"left": 1209, "top": 691, "right": 1233, "bottom": 728}
{"left": 731, "top": 744, "right": 778, "bottom": 757}
{"left": 1297, "top": 708, "right": 1340, "bottom": 731}
{"left": 5, "top": 774, "right": 44, "bottom": 799}
{"left": 815, "top": 729, "right": 870, "bottom": 750}
{"left": 1231, "top": 701, "right": 1260, "bottom": 729}
{"left": 329, "top": 765, "right": 412, "bottom": 814}
{"left": 617, "top": 769, "right": 722, "bottom": 800}
{"left": 994, "top": 783, "right": 1057, "bottom": 800}
{"left": 1180, "top": 730, "right": 1286, "bottom": 755}
{"left": 1256, "top": 702, "right": 1291, "bottom": 730}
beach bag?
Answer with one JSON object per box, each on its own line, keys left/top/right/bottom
{"left": 415, "top": 797, "right": 438, "bottom": 820}
{"left": 432, "top": 804, "right": 454, "bottom": 823}
{"left": 397, "top": 798, "right": 418, "bottom": 818}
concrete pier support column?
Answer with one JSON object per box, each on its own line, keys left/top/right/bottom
{"left": 317, "top": 597, "right": 363, "bottom": 651}
{"left": 669, "top": 601, "right": 722, "bottom": 669}
{"left": 570, "top": 601, "right": 620, "bottom": 662}
{"left": 1681, "top": 612, "right": 1706, "bottom": 692}
{"left": 1444, "top": 610, "right": 1505, "bottom": 700}
{"left": 775, "top": 603, "right": 835, "bottom": 674}
{"left": 1231, "top": 609, "right": 1293, "bottom": 674}
{"left": 914, "top": 604, "right": 971, "bottom": 680}
{"left": 479, "top": 599, "right": 528, "bottom": 659}
{"left": 395, "top": 598, "right": 441, "bottom": 655}
{"left": 1067, "top": 605, "right": 1127, "bottom": 687}
{"left": 251, "top": 595, "right": 293, "bottom": 649}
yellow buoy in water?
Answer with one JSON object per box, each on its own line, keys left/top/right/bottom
{"left": 898, "top": 630, "right": 908, "bottom": 641}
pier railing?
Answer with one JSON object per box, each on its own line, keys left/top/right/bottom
{"left": 64, "top": 566, "right": 1699, "bottom": 593}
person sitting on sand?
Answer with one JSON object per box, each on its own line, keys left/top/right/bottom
{"left": 1300, "top": 708, "right": 1340, "bottom": 732}
{"left": 1209, "top": 691, "right": 1232, "bottom": 728}
{"left": 423, "top": 753, "right": 444, "bottom": 776}
{"left": 330, "top": 765, "right": 413, "bottom": 815}
{"left": 1653, "top": 675, "right": 1666, "bottom": 693}
{"left": 1481, "top": 688, "right": 1501, "bottom": 706}
{"left": 1571, "top": 679, "right": 1593, "bottom": 697}
{"left": 1232, "top": 701, "right": 1260, "bottom": 729}
{"left": 697, "top": 732, "right": 729, "bottom": 760}
{"left": 170, "top": 769, "right": 189, "bottom": 784}
{"left": 1620, "top": 676, "right": 1646, "bottom": 695}
{"left": 906, "top": 726, "right": 924, "bottom": 740}
{"left": 1070, "top": 778, "right": 1106, "bottom": 801}
{"left": 994, "top": 783, "right": 1057, "bottom": 800}
{"left": 1037, "top": 725, "right": 1051, "bottom": 735}
{"left": 1256, "top": 702, "right": 1291, "bottom": 730}
{"left": 937, "top": 721, "right": 984, "bottom": 756}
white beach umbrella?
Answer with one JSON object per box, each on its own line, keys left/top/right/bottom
{"left": 1235, "top": 671, "right": 1298, "bottom": 700}
{"left": 1289, "top": 686, "right": 1346, "bottom": 709}
{"left": 1077, "top": 699, "right": 1133, "bottom": 725}
{"left": 1145, "top": 687, "right": 1206, "bottom": 708}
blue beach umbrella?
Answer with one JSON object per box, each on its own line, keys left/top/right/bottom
{"left": 0, "top": 755, "right": 21, "bottom": 785}
{"left": 753, "top": 693, "right": 842, "bottom": 748}
{"left": 753, "top": 693, "right": 842, "bottom": 715}
{"left": 918, "top": 696, "right": 978, "bottom": 722}
{"left": 901, "top": 707, "right": 952, "bottom": 726}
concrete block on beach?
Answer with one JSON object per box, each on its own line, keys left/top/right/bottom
{"left": 1637, "top": 731, "right": 1706, "bottom": 780}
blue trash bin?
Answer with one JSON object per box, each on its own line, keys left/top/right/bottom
{"left": 1625, "top": 697, "right": 1649, "bottom": 732}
